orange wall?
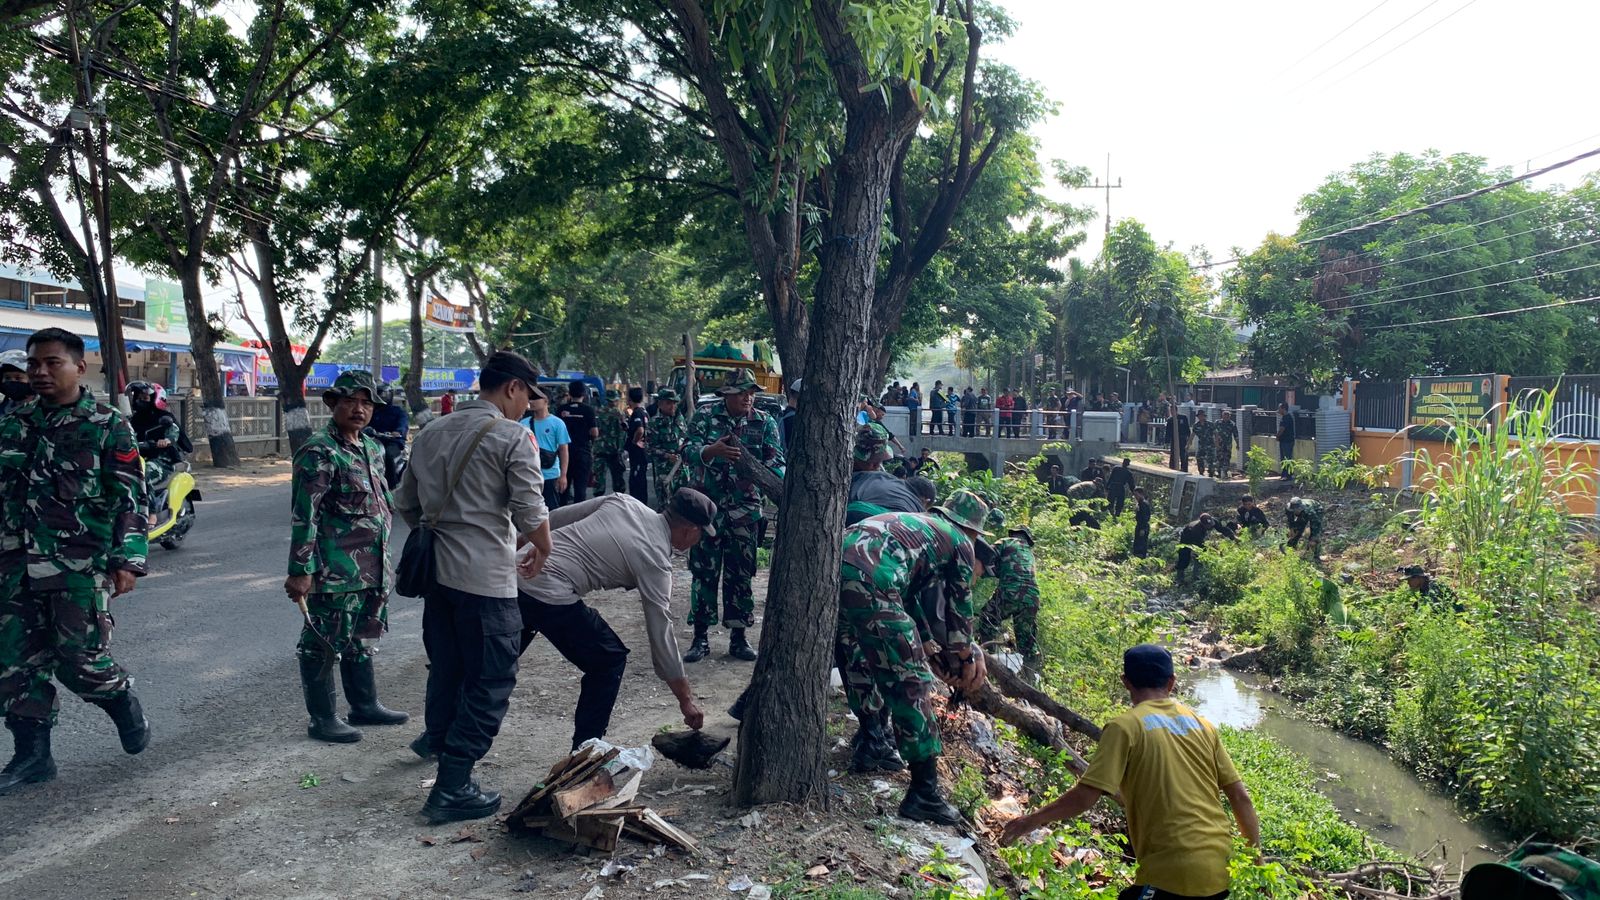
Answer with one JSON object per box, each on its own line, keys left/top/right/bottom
{"left": 1350, "top": 430, "right": 1599, "bottom": 517}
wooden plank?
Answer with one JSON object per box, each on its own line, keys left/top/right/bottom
{"left": 543, "top": 814, "right": 624, "bottom": 853}
{"left": 588, "top": 767, "right": 642, "bottom": 811}
{"left": 507, "top": 746, "right": 617, "bottom": 830}
{"left": 552, "top": 770, "right": 618, "bottom": 819}
{"left": 635, "top": 809, "right": 700, "bottom": 854}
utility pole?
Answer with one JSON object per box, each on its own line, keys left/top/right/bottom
{"left": 1068, "top": 153, "right": 1123, "bottom": 397}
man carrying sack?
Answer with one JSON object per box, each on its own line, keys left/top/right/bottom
{"left": 285, "top": 370, "right": 407, "bottom": 744}
{"left": 515, "top": 488, "right": 717, "bottom": 751}
{"left": 395, "top": 350, "right": 552, "bottom": 824}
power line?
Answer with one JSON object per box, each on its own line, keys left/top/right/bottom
{"left": 1333, "top": 235, "right": 1600, "bottom": 306}
{"left": 1286, "top": 0, "right": 1446, "bottom": 95}
{"left": 1340, "top": 258, "right": 1600, "bottom": 312}
{"left": 1275, "top": 0, "right": 1396, "bottom": 76}
{"left": 1316, "top": 0, "right": 1483, "bottom": 94}
{"left": 1317, "top": 211, "right": 1591, "bottom": 284}
{"left": 1368, "top": 292, "right": 1600, "bottom": 330}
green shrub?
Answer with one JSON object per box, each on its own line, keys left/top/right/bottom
{"left": 1245, "top": 445, "right": 1273, "bottom": 496}
{"left": 1216, "top": 555, "right": 1326, "bottom": 668}
{"left": 1279, "top": 446, "right": 1391, "bottom": 493}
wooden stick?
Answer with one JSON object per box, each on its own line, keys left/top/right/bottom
{"left": 983, "top": 662, "right": 1103, "bottom": 741}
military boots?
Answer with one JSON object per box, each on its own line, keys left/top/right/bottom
{"left": 727, "top": 628, "right": 758, "bottom": 661}
{"left": 299, "top": 656, "right": 361, "bottom": 743}
{"left": 0, "top": 716, "right": 57, "bottom": 796}
{"left": 421, "top": 753, "right": 502, "bottom": 824}
{"left": 90, "top": 691, "right": 151, "bottom": 755}
{"left": 682, "top": 625, "right": 711, "bottom": 663}
{"left": 340, "top": 658, "right": 409, "bottom": 726}
{"left": 898, "top": 757, "right": 963, "bottom": 826}
{"left": 850, "top": 709, "right": 905, "bottom": 774}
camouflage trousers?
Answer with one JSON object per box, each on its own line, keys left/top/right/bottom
{"left": 144, "top": 457, "right": 172, "bottom": 513}
{"left": 296, "top": 589, "right": 387, "bottom": 664}
{"left": 688, "top": 520, "right": 757, "bottom": 628}
{"left": 1211, "top": 440, "right": 1234, "bottom": 476}
{"left": 0, "top": 572, "right": 131, "bottom": 725}
{"left": 651, "top": 466, "right": 674, "bottom": 512}
{"left": 838, "top": 579, "right": 942, "bottom": 764}
{"left": 593, "top": 454, "right": 625, "bottom": 496}
{"left": 1195, "top": 444, "right": 1215, "bottom": 477}
{"left": 977, "top": 587, "right": 1041, "bottom": 661}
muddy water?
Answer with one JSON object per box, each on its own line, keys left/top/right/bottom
{"left": 1187, "top": 668, "right": 1506, "bottom": 867}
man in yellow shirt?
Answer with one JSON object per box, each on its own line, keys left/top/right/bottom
{"left": 999, "top": 644, "right": 1261, "bottom": 899}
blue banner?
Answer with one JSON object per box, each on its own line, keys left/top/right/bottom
{"left": 420, "top": 367, "right": 478, "bottom": 391}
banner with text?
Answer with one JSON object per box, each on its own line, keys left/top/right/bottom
{"left": 143, "top": 279, "right": 181, "bottom": 333}
{"left": 424, "top": 296, "right": 475, "bottom": 333}
{"left": 1407, "top": 375, "right": 1499, "bottom": 440}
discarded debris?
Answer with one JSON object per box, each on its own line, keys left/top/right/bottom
{"left": 507, "top": 740, "right": 698, "bottom": 855}
{"left": 450, "top": 825, "right": 483, "bottom": 843}
{"left": 651, "top": 729, "right": 731, "bottom": 769}
{"left": 599, "top": 859, "right": 634, "bottom": 879}
{"left": 805, "top": 864, "right": 831, "bottom": 878}
{"left": 416, "top": 835, "right": 438, "bottom": 846}
{"left": 737, "top": 810, "right": 763, "bottom": 829}
{"left": 728, "top": 873, "right": 754, "bottom": 892}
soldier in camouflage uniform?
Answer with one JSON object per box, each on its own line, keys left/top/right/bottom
{"left": 594, "top": 390, "right": 627, "bottom": 495}
{"left": 0, "top": 328, "right": 151, "bottom": 796}
{"left": 977, "top": 525, "right": 1042, "bottom": 663}
{"left": 646, "top": 389, "right": 687, "bottom": 510}
{"left": 1192, "top": 410, "right": 1215, "bottom": 479}
{"left": 1212, "top": 410, "right": 1237, "bottom": 478}
{"left": 285, "top": 370, "right": 408, "bottom": 744}
{"left": 1285, "top": 496, "right": 1325, "bottom": 559}
{"left": 837, "top": 489, "right": 991, "bottom": 826}
{"left": 681, "top": 370, "right": 784, "bottom": 663}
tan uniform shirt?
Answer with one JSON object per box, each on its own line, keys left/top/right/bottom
{"left": 395, "top": 400, "right": 547, "bottom": 598}
{"left": 519, "top": 494, "right": 683, "bottom": 682}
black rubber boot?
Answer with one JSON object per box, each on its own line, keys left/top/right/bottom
{"left": 420, "top": 753, "right": 502, "bottom": 824}
{"left": 898, "top": 757, "right": 962, "bottom": 826}
{"left": 682, "top": 626, "right": 711, "bottom": 664}
{"left": 850, "top": 711, "right": 905, "bottom": 774}
{"left": 727, "top": 687, "right": 749, "bottom": 721}
{"left": 90, "top": 691, "right": 151, "bottom": 755}
{"left": 0, "top": 716, "right": 57, "bottom": 796}
{"left": 299, "top": 656, "right": 361, "bottom": 744}
{"left": 410, "top": 732, "right": 441, "bottom": 759}
{"left": 341, "top": 657, "right": 409, "bottom": 726}
{"left": 727, "top": 628, "right": 757, "bottom": 662}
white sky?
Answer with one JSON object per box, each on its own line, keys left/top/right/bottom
{"left": 996, "top": 0, "right": 1600, "bottom": 262}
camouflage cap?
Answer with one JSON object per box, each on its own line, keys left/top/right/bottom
{"left": 933, "top": 488, "right": 992, "bottom": 536}
{"left": 716, "top": 369, "right": 760, "bottom": 396}
{"left": 656, "top": 388, "right": 680, "bottom": 402}
{"left": 1008, "top": 525, "right": 1035, "bottom": 545}
{"left": 606, "top": 389, "right": 620, "bottom": 401}
{"left": 853, "top": 423, "right": 891, "bottom": 462}
{"left": 986, "top": 506, "right": 1007, "bottom": 530}
{"left": 322, "top": 369, "right": 385, "bottom": 407}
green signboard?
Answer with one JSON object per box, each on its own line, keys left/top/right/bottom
{"left": 144, "top": 278, "right": 180, "bottom": 333}
{"left": 1407, "top": 374, "right": 1498, "bottom": 440}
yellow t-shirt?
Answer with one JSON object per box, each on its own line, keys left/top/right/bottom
{"left": 1078, "top": 698, "right": 1242, "bottom": 896}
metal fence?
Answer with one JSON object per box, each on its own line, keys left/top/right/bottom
{"left": 1353, "top": 381, "right": 1407, "bottom": 431}
{"left": 1508, "top": 375, "right": 1600, "bottom": 441}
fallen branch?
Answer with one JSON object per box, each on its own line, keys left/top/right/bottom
{"left": 961, "top": 683, "right": 1088, "bottom": 775}
{"left": 985, "top": 661, "right": 1103, "bottom": 741}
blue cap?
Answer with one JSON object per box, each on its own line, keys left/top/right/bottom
{"left": 1123, "top": 644, "right": 1174, "bottom": 689}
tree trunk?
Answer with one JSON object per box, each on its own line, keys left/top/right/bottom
{"left": 404, "top": 267, "right": 431, "bottom": 423}
{"left": 248, "top": 228, "right": 316, "bottom": 453}
{"left": 177, "top": 263, "right": 239, "bottom": 467}
{"left": 732, "top": 1, "right": 917, "bottom": 807}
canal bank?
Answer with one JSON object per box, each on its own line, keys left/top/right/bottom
{"left": 1188, "top": 667, "right": 1505, "bottom": 867}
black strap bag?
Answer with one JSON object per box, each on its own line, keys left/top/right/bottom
{"left": 395, "top": 418, "right": 498, "bottom": 598}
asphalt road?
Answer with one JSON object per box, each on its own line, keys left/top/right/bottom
{"left": 38, "top": 464, "right": 425, "bottom": 775}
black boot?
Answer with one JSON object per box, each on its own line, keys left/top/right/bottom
{"left": 299, "top": 656, "right": 361, "bottom": 744}
{"left": 90, "top": 691, "right": 151, "bottom": 755}
{"left": 727, "top": 687, "right": 749, "bottom": 721}
{"left": 341, "top": 657, "right": 409, "bottom": 726}
{"left": 420, "top": 752, "right": 502, "bottom": 824}
{"left": 727, "top": 628, "right": 757, "bottom": 662}
{"left": 410, "top": 731, "right": 441, "bottom": 759}
{"left": 850, "top": 711, "right": 905, "bottom": 774}
{"left": 682, "top": 626, "right": 710, "bottom": 664}
{"left": 0, "top": 716, "right": 57, "bottom": 796}
{"left": 898, "top": 757, "right": 962, "bottom": 826}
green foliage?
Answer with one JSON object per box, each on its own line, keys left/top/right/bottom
{"left": 1245, "top": 446, "right": 1274, "bottom": 497}
{"left": 948, "top": 761, "right": 989, "bottom": 821}
{"left": 1216, "top": 553, "right": 1327, "bottom": 671}
{"left": 299, "top": 772, "right": 320, "bottom": 789}
{"left": 1280, "top": 446, "right": 1391, "bottom": 493}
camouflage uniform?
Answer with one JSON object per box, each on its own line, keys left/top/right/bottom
{"left": 594, "top": 400, "right": 628, "bottom": 495}
{"left": 0, "top": 389, "right": 147, "bottom": 724}
{"left": 132, "top": 415, "right": 181, "bottom": 515}
{"left": 646, "top": 397, "right": 688, "bottom": 511}
{"left": 1286, "top": 498, "right": 1325, "bottom": 556}
{"left": 682, "top": 394, "right": 785, "bottom": 628}
{"left": 1211, "top": 415, "right": 1236, "bottom": 477}
{"left": 976, "top": 534, "right": 1041, "bottom": 661}
{"left": 1193, "top": 417, "right": 1215, "bottom": 478}
{"left": 837, "top": 511, "right": 978, "bottom": 764}
{"left": 289, "top": 422, "right": 393, "bottom": 663}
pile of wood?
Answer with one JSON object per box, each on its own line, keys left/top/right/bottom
{"left": 506, "top": 743, "right": 698, "bottom": 855}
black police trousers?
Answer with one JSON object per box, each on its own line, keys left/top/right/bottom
{"left": 518, "top": 594, "right": 630, "bottom": 751}
{"left": 564, "top": 448, "right": 592, "bottom": 505}
{"left": 421, "top": 585, "right": 521, "bottom": 762}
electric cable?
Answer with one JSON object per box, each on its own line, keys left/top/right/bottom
{"left": 1367, "top": 293, "right": 1600, "bottom": 329}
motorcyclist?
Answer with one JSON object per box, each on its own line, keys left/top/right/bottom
{"left": 0, "top": 349, "right": 32, "bottom": 417}
{"left": 366, "top": 382, "right": 409, "bottom": 488}
{"left": 126, "top": 381, "right": 184, "bottom": 524}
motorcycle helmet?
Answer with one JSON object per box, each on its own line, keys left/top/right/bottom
{"left": 126, "top": 381, "right": 168, "bottom": 411}
{"left": 0, "top": 348, "right": 25, "bottom": 375}
{"left": 377, "top": 382, "right": 397, "bottom": 407}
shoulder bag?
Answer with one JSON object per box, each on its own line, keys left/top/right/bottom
{"left": 394, "top": 417, "right": 499, "bottom": 598}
